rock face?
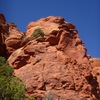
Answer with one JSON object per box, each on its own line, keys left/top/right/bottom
{"left": 0, "top": 13, "right": 9, "bottom": 57}
{"left": 90, "top": 58, "right": 100, "bottom": 93}
{"left": 0, "top": 13, "right": 24, "bottom": 57}
{"left": 7, "top": 16, "right": 100, "bottom": 100}
{"left": 1, "top": 13, "right": 100, "bottom": 100}
{"left": 26, "top": 16, "right": 64, "bottom": 37}
{"left": 5, "top": 23, "right": 24, "bottom": 56}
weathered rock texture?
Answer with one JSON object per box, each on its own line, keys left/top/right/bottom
{"left": 0, "top": 13, "right": 24, "bottom": 57}
{"left": 0, "top": 14, "right": 100, "bottom": 100}
{"left": 5, "top": 23, "right": 24, "bottom": 56}
{"left": 7, "top": 16, "right": 100, "bottom": 100}
{"left": 90, "top": 58, "right": 100, "bottom": 93}
{"left": 0, "top": 13, "right": 8, "bottom": 57}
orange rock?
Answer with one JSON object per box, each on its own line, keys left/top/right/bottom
{"left": 0, "top": 14, "right": 9, "bottom": 57}
{"left": 5, "top": 24, "right": 24, "bottom": 55}
{"left": 7, "top": 16, "right": 99, "bottom": 99}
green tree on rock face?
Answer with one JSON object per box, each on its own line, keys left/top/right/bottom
{"left": 0, "top": 57, "right": 26, "bottom": 100}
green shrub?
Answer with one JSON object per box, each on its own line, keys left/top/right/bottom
{"left": 28, "top": 96, "right": 36, "bottom": 100}
{"left": 32, "top": 28, "right": 44, "bottom": 40}
{"left": 0, "top": 57, "right": 26, "bottom": 100}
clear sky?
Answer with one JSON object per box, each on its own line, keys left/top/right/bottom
{"left": 0, "top": 0, "right": 100, "bottom": 58}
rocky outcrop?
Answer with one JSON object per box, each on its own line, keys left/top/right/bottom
{"left": 0, "top": 13, "right": 9, "bottom": 57}
{"left": 8, "top": 16, "right": 100, "bottom": 100}
{"left": 0, "top": 13, "right": 6, "bottom": 22}
{"left": 26, "top": 16, "right": 64, "bottom": 37}
{"left": 5, "top": 23, "right": 24, "bottom": 56}
{"left": 0, "top": 13, "right": 24, "bottom": 57}
{"left": 90, "top": 58, "right": 100, "bottom": 94}
{"left": 1, "top": 14, "right": 100, "bottom": 99}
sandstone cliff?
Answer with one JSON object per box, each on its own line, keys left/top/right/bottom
{"left": 0, "top": 14, "right": 100, "bottom": 100}
{"left": 0, "top": 14, "right": 24, "bottom": 57}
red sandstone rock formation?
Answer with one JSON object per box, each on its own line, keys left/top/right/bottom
{"left": 90, "top": 58, "right": 100, "bottom": 91}
{"left": 5, "top": 23, "right": 24, "bottom": 56}
{"left": 7, "top": 16, "right": 100, "bottom": 100}
{"left": 0, "top": 13, "right": 9, "bottom": 57}
{"left": 0, "top": 14, "right": 100, "bottom": 99}
{"left": 0, "top": 13, "right": 24, "bottom": 57}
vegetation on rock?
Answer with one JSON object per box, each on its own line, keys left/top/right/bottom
{"left": 0, "top": 56, "right": 26, "bottom": 100}
{"left": 28, "top": 96, "right": 36, "bottom": 100}
{"left": 32, "top": 28, "right": 44, "bottom": 40}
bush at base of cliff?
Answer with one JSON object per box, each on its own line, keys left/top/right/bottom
{"left": 0, "top": 57, "right": 26, "bottom": 100}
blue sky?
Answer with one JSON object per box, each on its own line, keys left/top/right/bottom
{"left": 0, "top": 0, "right": 100, "bottom": 58}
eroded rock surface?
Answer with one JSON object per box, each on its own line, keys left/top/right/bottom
{"left": 90, "top": 58, "right": 100, "bottom": 95}
{"left": 0, "top": 13, "right": 25, "bottom": 57}
{"left": 7, "top": 16, "right": 100, "bottom": 100}
{"left": 0, "top": 13, "right": 9, "bottom": 57}
{"left": 5, "top": 23, "right": 24, "bottom": 56}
